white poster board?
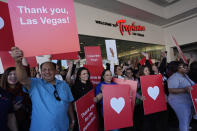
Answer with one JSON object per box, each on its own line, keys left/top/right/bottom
{"left": 105, "top": 40, "right": 118, "bottom": 64}
{"left": 0, "top": 58, "right": 4, "bottom": 74}
{"left": 36, "top": 55, "right": 51, "bottom": 66}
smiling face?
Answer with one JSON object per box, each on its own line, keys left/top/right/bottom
{"left": 152, "top": 65, "right": 158, "bottom": 74}
{"left": 80, "top": 69, "right": 89, "bottom": 83}
{"left": 144, "top": 67, "right": 150, "bottom": 76}
{"left": 103, "top": 70, "right": 112, "bottom": 83}
{"left": 41, "top": 62, "right": 56, "bottom": 83}
{"left": 7, "top": 70, "right": 18, "bottom": 85}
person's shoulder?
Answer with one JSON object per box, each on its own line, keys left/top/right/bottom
{"left": 168, "top": 72, "right": 179, "bottom": 81}
{"left": 31, "top": 77, "right": 42, "bottom": 81}
{"left": 96, "top": 82, "right": 103, "bottom": 88}
{"left": 169, "top": 72, "right": 177, "bottom": 78}
{"left": 57, "top": 79, "right": 70, "bottom": 88}
{"left": 111, "top": 82, "right": 116, "bottom": 84}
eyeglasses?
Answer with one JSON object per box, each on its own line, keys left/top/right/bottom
{"left": 53, "top": 85, "right": 61, "bottom": 101}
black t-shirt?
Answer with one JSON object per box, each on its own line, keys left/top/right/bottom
{"left": 0, "top": 88, "right": 13, "bottom": 131}
{"left": 72, "top": 82, "right": 93, "bottom": 101}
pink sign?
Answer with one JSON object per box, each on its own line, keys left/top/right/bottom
{"left": 0, "top": 2, "right": 14, "bottom": 51}
{"left": 26, "top": 57, "right": 37, "bottom": 67}
{"left": 51, "top": 52, "right": 79, "bottom": 60}
{"left": 172, "top": 36, "right": 188, "bottom": 64}
{"left": 84, "top": 65, "right": 103, "bottom": 88}
{"left": 7, "top": 0, "right": 80, "bottom": 57}
{"left": 75, "top": 89, "right": 99, "bottom": 131}
{"left": 103, "top": 84, "right": 133, "bottom": 130}
{"left": 190, "top": 84, "right": 197, "bottom": 113}
{"left": 84, "top": 46, "right": 103, "bottom": 66}
{"left": 0, "top": 51, "right": 15, "bottom": 70}
{"left": 140, "top": 74, "right": 167, "bottom": 115}
{"left": 113, "top": 78, "right": 137, "bottom": 111}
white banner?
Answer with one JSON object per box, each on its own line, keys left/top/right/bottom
{"left": 0, "top": 58, "right": 4, "bottom": 74}
{"left": 105, "top": 40, "right": 118, "bottom": 64}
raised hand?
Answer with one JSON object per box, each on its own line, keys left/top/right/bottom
{"left": 10, "top": 47, "right": 24, "bottom": 63}
{"left": 110, "top": 48, "right": 114, "bottom": 58}
{"left": 141, "top": 52, "right": 149, "bottom": 59}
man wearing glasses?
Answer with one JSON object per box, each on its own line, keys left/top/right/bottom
{"left": 10, "top": 47, "right": 75, "bottom": 131}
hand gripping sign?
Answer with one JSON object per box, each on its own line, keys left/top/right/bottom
{"left": 75, "top": 89, "right": 99, "bottom": 131}
{"left": 140, "top": 74, "right": 167, "bottom": 115}
{"left": 7, "top": 0, "right": 80, "bottom": 57}
{"left": 103, "top": 84, "right": 133, "bottom": 130}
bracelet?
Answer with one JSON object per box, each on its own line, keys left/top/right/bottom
{"left": 71, "top": 120, "right": 75, "bottom": 124}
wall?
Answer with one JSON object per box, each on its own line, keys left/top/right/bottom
{"left": 164, "top": 16, "right": 197, "bottom": 61}
{"left": 74, "top": 2, "right": 165, "bottom": 45}
{"left": 164, "top": 16, "right": 197, "bottom": 47}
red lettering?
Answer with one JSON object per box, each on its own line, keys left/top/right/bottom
{"left": 116, "top": 19, "right": 126, "bottom": 36}
{"left": 116, "top": 19, "right": 146, "bottom": 35}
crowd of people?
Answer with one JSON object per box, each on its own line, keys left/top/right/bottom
{"left": 0, "top": 46, "right": 197, "bottom": 131}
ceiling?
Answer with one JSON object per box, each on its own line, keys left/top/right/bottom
{"left": 149, "top": 0, "right": 180, "bottom": 7}
{"left": 74, "top": 0, "right": 197, "bottom": 27}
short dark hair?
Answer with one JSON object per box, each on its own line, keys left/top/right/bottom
{"left": 177, "top": 62, "right": 187, "bottom": 69}
{"left": 40, "top": 62, "right": 56, "bottom": 70}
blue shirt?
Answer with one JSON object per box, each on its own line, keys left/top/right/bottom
{"left": 168, "top": 72, "right": 195, "bottom": 104}
{"left": 95, "top": 81, "right": 116, "bottom": 115}
{"left": 29, "top": 78, "right": 74, "bottom": 131}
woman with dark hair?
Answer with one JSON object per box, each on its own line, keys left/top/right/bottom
{"left": 134, "top": 66, "right": 148, "bottom": 131}
{"left": 95, "top": 69, "right": 115, "bottom": 105}
{"left": 94, "top": 69, "right": 119, "bottom": 131}
{"left": 134, "top": 65, "right": 168, "bottom": 131}
{"left": 72, "top": 67, "right": 93, "bottom": 101}
{"left": 0, "top": 67, "right": 31, "bottom": 131}
{"left": 168, "top": 62, "right": 195, "bottom": 131}
{"left": 71, "top": 67, "right": 93, "bottom": 130}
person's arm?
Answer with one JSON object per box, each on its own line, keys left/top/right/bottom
{"left": 110, "top": 60, "right": 115, "bottom": 76}
{"left": 94, "top": 93, "right": 103, "bottom": 103}
{"left": 168, "top": 87, "right": 190, "bottom": 94}
{"left": 94, "top": 85, "right": 103, "bottom": 103}
{"left": 68, "top": 103, "right": 75, "bottom": 131}
{"left": 66, "top": 61, "right": 73, "bottom": 85}
{"left": 10, "top": 47, "right": 31, "bottom": 90}
{"left": 7, "top": 113, "right": 18, "bottom": 131}
{"left": 168, "top": 75, "right": 190, "bottom": 94}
